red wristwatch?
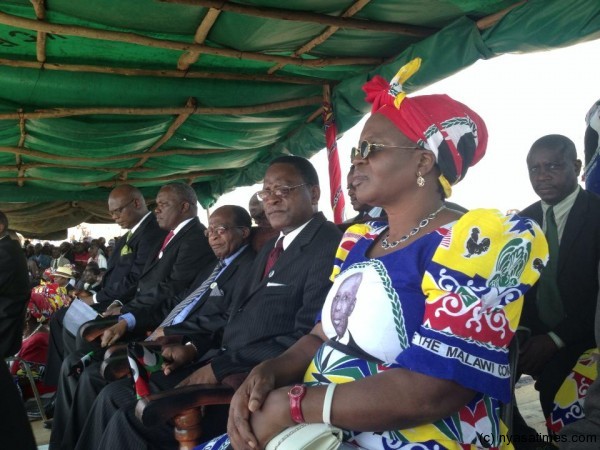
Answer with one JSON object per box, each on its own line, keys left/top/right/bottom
{"left": 288, "top": 384, "right": 307, "bottom": 423}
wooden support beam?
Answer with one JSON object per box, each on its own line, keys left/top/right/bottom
{"left": 30, "top": 0, "right": 47, "bottom": 63}
{"left": 1, "top": 146, "right": 246, "bottom": 163}
{"left": 0, "top": 170, "right": 220, "bottom": 187}
{"left": 476, "top": 1, "right": 527, "bottom": 30}
{"left": 178, "top": 8, "right": 222, "bottom": 71}
{"left": 0, "top": 58, "right": 326, "bottom": 85}
{"left": 159, "top": 0, "right": 435, "bottom": 37}
{"left": 134, "top": 97, "right": 197, "bottom": 169}
{"left": 268, "top": 0, "right": 372, "bottom": 74}
{"left": 0, "top": 164, "right": 153, "bottom": 173}
{"left": 17, "top": 110, "right": 26, "bottom": 186}
{"left": 0, "top": 11, "right": 382, "bottom": 68}
{"left": 0, "top": 96, "right": 322, "bottom": 120}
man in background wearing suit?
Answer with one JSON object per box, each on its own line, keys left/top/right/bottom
{"left": 0, "top": 211, "right": 36, "bottom": 450}
{"left": 80, "top": 155, "right": 342, "bottom": 450}
{"left": 49, "top": 182, "right": 215, "bottom": 450}
{"left": 45, "top": 184, "right": 167, "bottom": 386}
{"left": 515, "top": 134, "right": 600, "bottom": 442}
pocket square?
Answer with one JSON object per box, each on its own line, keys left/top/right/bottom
{"left": 266, "top": 282, "right": 286, "bottom": 287}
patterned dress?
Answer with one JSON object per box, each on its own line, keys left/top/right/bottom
{"left": 197, "top": 209, "right": 548, "bottom": 450}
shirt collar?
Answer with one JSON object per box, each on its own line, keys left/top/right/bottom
{"left": 171, "top": 217, "right": 195, "bottom": 236}
{"left": 222, "top": 244, "right": 248, "bottom": 267}
{"left": 129, "top": 211, "right": 152, "bottom": 235}
{"left": 276, "top": 216, "right": 313, "bottom": 250}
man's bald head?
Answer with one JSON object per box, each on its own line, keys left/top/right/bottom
{"left": 108, "top": 184, "right": 149, "bottom": 229}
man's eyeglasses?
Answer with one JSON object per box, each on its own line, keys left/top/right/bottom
{"left": 109, "top": 199, "right": 134, "bottom": 217}
{"left": 256, "top": 183, "right": 307, "bottom": 201}
{"left": 204, "top": 226, "right": 247, "bottom": 237}
{"left": 350, "top": 140, "right": 420, "bottom": 161}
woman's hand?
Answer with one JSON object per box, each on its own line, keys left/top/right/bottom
{"left": 230, "top": 387, "right": 293, "bottom": 450}
{"left": 227, "top": 363, "right": 278, "bottom": 449}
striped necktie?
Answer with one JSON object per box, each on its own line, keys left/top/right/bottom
{"left": 157, "top": 260, "right": 226, "bottom": 328}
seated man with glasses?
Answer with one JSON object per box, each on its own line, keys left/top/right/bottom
{"left": 73, "top": 155, "right": 343, "bottom": 450}
{"left": 50, "top": 205, "right": 256, "bottom": 450}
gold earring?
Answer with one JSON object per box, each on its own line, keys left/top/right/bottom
{"left": 417, "top": 171, "right": 425, "bottom": 187}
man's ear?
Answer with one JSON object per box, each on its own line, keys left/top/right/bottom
{"left": 310, "top": 185, "right": 321, "bottom": 205}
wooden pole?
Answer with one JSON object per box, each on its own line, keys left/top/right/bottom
{"left": 133, "top": 97, "right": 197, "bottom": 168}
{"left": 0, "top": 11, "right": 382, "bottom": 68}
{"left": 0, "top": 96, "right": 322, "bottom": 120}
{"left": 476, "top": 1, "right": 527, "bottom": 30}
{"left": 0, "top": 170, "right": 220, "bottom": 187}
{"left": 29, "top": 0, "right": 47, "bottom": 63}
{"left": 1, "top": 145, "right": 248, "bottom": 162}
{"left": 267, "top": 0, "right": 372, "bottom": 74}
{"left": 0, "top": 164, "right": 153, "bottom": 173}
{"left": 159, "top": 0, "right": 435, "bottom": 37}
{"left": 0, "top": 58, "right": 326, "bottom": 85}
{"left": 178, "top": 8, "right": 222, "bottom": 71}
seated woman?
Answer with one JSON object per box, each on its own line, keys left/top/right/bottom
{"left": 10, "top": 291, "right": 58, "bottom": 400}
{"left": 198, "top": 58, "right": 548, "bottom": 450}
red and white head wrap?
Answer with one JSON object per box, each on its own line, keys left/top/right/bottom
{"left": 362, "top": 58, "right": 488, "bottom": 197}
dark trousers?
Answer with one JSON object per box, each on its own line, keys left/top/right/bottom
{"left": 49, "top": 351, "right": 109, "bottom": 450}
{"left": 76, "top": 364, "right": 227, "bottom": 450}
{"left": 0, "top": 362, "right": 36, "bottom": 450}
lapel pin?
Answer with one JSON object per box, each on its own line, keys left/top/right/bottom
{"left": 210, "top": 282, "right": 218, "bottom": 289}
{"left": 268, "top": 270, "right": 275, "bottom": 278}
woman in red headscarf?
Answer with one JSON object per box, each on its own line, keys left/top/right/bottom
{"left": 198, "top": 59, "right": 548, "bottom": 450}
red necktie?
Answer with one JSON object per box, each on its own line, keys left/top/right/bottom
{"left": 158, "top": 230, "right": 174, "bottom": 256}
{"left": 262, "top": 237, "right": 284, "bottom": 279}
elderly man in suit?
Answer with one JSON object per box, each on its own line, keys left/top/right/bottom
{"left": 0, "top": 211, "right": 36, "bottom": 450}
{"left": 45, "top": 184, "right": 167, "bottom": 386}
{"left": 49, "top": 182, "right": 215, "bottom": 450}
{"left": 515, "top": 134, "right": 600, "bottom": 442}
{"left": 73, "top": 155, "right": 342, "bottom": 450}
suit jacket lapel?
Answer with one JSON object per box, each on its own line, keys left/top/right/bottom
{"left": 242, "top": 212, "right": 327, "bottom": 301}
{"left": 558, "top": 190, "right": 587, "bottom": 274}
{"left": 141, "top": 217, "right": 198, "bottom": 274}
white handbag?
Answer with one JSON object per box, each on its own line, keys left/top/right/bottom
{"left": 265, "top": 423, "right": 343, "bottom": 450}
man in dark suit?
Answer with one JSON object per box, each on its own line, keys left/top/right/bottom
{"left": 45, "top": 184, "right": 167, "bottom": 386}
{"left": 75, "top": 155, "right": 342, "bottom": 450}
{"left": 63, "top": 206, "right": 256, "bottom": 447}
{"left": 516, "top": 134, "right": 600, "bottom": 439}
{"left": 49, "top": 182, "right": 215, "bottom": 450}
{"left": 0, "top": 211, "right": 36, "bottom": 450}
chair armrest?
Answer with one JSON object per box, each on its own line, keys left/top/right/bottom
{"left": 79, "top": 317, "right": 119, "bottom": 343}
{"left": 135, "top": 384, "right": 235, "bottom": 427}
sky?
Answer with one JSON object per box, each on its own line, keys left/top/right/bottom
{"left": 75, "top": 37, "right": 600, "bottom": 240}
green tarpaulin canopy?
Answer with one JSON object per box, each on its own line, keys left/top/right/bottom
{"left": 0, "top": 0, "right": 598, "bottom": 237}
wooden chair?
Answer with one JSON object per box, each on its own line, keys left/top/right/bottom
{"left": 135, "top": 384, "right": 235, "bottom": 450}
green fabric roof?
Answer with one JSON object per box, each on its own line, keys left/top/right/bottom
{"left": 0, "top": 0, "right": 599, "bottom": 237}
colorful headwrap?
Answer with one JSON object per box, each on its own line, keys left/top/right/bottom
{"left": 362, "top": 58, "right": 488, "bottom": 197}
{"left": 584, "top": 99, "right": 600, "bottom": 195}
{"left": 28, "top": 289, "right": 57, "bottom": 323}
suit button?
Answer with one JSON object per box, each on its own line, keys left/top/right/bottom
{"left": 137, "top": 288, "right": 140, "bottom": 292}
{"left": 221, "top": 347, "right": 227, "bottom": 352}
